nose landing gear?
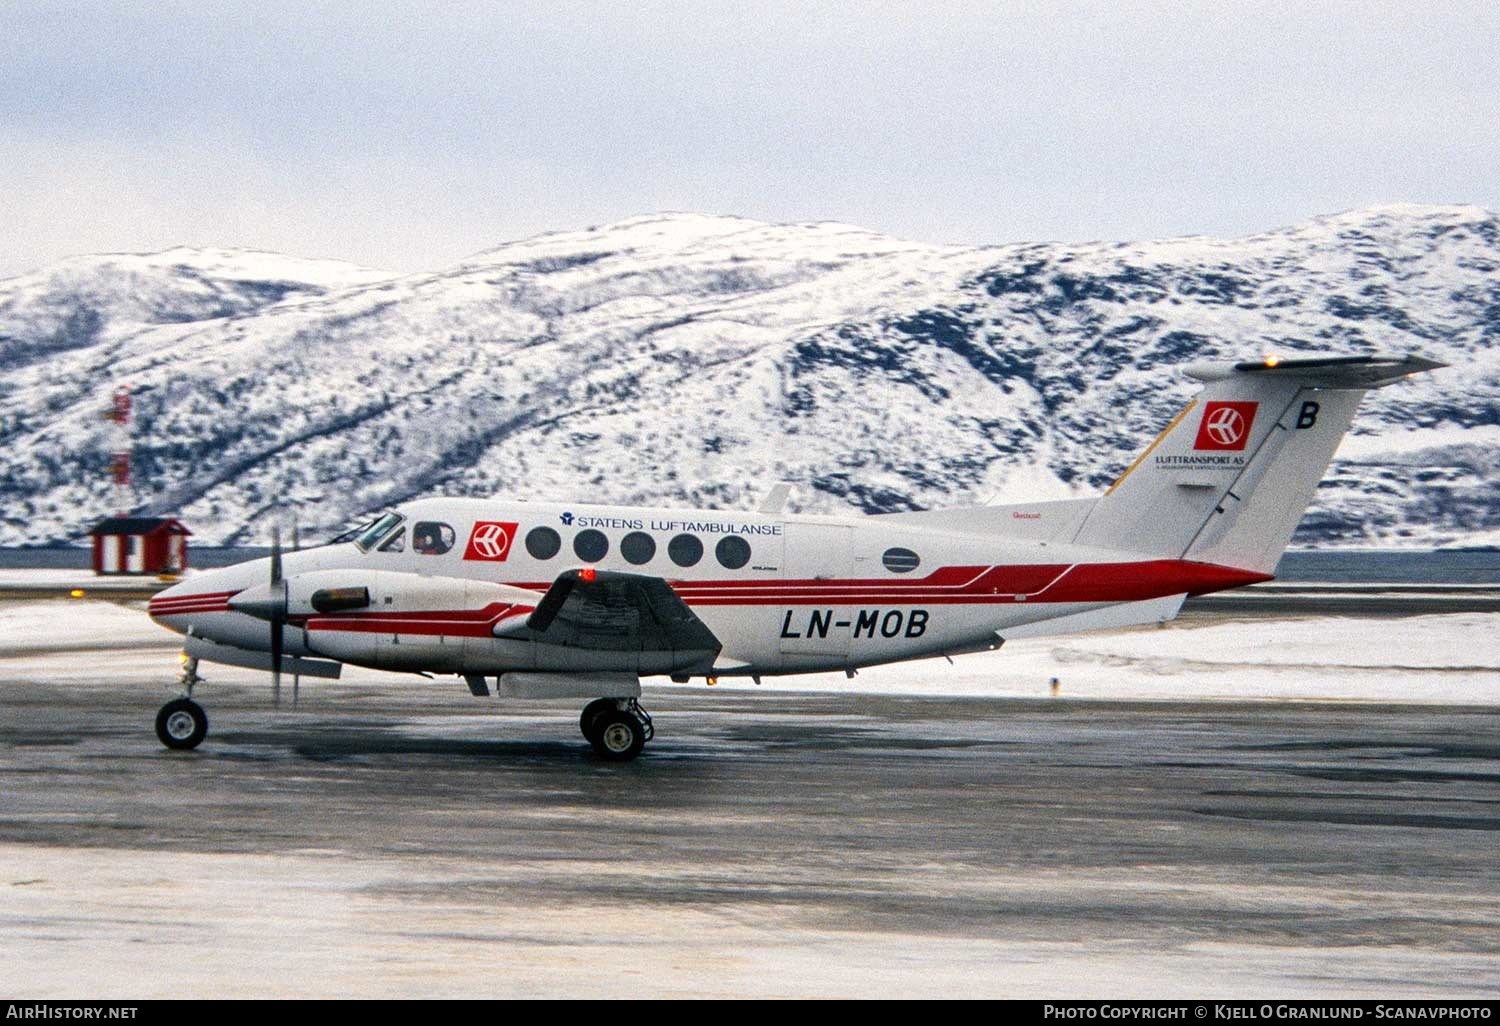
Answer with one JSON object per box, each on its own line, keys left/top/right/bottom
{"left": 156, "top": 655, "right": 208, "bottom": 751}
{"left": 155, "top": 697, "right": 208, "bottom": 750}
{"left": 579, "top": 697, "right": 653, "bottom": 761}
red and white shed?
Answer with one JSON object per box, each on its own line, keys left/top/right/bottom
{"left": 89, "top": 517, "right": 192, "bottom": 576}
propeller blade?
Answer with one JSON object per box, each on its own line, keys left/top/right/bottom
{"left": 270, "top": 522, "right": 283, "bottom": 706}
{"left": 271, "top": 617, "right": 283, "bottom": 708}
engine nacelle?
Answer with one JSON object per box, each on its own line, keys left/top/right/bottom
{"left": 292, "top": 569, "right": 540, "bottom": 673}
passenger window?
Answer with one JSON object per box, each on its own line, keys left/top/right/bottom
{"left": 668, "top": 534, "right": 703, "bottom": 567}
{"left": 621, "top": 531, "right": 656, "bottom": 565}
{"left": 379, "top": 527, "right": 406, "bottom": 552}
{"left": 413, "top": 522, "right": 454, "bottom": 555}
{"left": 715, "top": 535, "right": 751, "bottom": 570}
{"left": 526, "top": 526, "right": 562, "bottom": 560}
{"left": 574, "top": 529, "right": 608, "bottom": 562}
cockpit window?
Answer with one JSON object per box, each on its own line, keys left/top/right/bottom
{"left": 413, "top": 521, "right": 454, "bottom": 555}
{"left": 353, "top": 512, "right": 404, "bottom": 552}
{"left": 326, "top": 523, "right": 366, "bottom": 546}
{"left": 379, "top": 526, "right": 406, "bottom": 552}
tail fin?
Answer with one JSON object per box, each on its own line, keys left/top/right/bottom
{"left": 1071, "top": 354, "right": 1444, "bottom": 573}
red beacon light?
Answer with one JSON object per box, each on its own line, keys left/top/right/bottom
{"left": 579, "top": 567, "right": 597, "bottom": 582}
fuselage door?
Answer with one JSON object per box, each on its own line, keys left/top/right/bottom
{"left": 779, "top": 522, "right": 854, "bottom": 661}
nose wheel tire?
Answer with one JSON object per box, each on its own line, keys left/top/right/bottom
{"left": 155, "top": 698, "right": 208, "bottom": 750}
{"left": 588, "top": 709, "right": 647, "bottom": 762}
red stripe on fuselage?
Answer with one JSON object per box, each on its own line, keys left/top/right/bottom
{"left": 630, "top": 561, "right": 1265, "bottom": 606}
{"left": 669, "top": 565, "right": 1074, "bottom": 603}
{"left": 147, "top": 591, "right": 236, "bottom": 616}
{"left": 1033, "top": 560, "right": 1272, "bottom": 602}
{"left": 303, "top": 602, "right": 532, "bottom": 638}
{"left": 508, "top": 563, "right": 1006, "bottom": 596}
{"left": 508, "top": 560, "right": 1268, "bottom": 604}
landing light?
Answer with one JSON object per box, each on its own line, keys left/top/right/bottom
{"left": 68, "top": 588, "right": 85, "bottom": 598}
{"left": 1264, "top": 353, "right": 1281, "bottom": 368}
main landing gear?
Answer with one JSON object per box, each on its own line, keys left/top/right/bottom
{"left": 579, "top": 698, "right": 654, "bottom": 762}
{"left": 156, "top": 656, "right": 208, "bottom": 751}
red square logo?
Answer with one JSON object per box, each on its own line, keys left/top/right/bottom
{"left": 1193, "top": 401, "right": 1258, "bottom": 451}
{"left": 463, "top": 521, "right": 519, "bottom": 561}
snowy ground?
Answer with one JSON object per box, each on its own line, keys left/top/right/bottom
{"left": 0, "top": 568, "right": 174, "bottom": 589}
{"left": 3, "top": 598, "right": 1496, "bottom": 706}
{"left": 789, "top": 611, "right": 1500, "bottom": 705}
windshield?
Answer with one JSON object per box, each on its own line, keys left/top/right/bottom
{"left": 326, "top": 520, "right": 370, "bottom": 546}
{"left": 350, "top": 512, "right": 404, "bottom": 552}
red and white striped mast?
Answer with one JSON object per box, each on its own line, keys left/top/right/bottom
{"left": 104, "top": 386, "right": 133, "bottom": 514}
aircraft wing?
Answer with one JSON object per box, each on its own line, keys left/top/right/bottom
{"left": 501, "top": 568, "right": 721, "bottom": 656}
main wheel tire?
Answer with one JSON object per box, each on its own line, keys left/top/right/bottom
{"left": 155, "top": 698, "right": 208, "bottom": 750}
{"left": 589, "top": 710, "right": 646, "bottom": 762}
{"left": 579, "top": 698, "right": 619, "bottom": 740}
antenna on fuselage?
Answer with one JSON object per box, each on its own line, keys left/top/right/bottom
{"left": 758, "top": 482, "right": 793, "bottom": 515}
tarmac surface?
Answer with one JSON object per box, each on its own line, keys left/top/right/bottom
{"left": 2, "top": 667, "right": 1498, "bottom": 998}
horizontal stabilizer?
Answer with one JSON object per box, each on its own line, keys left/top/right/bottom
{"left": 1184, "top": 353, "right": 1446, "bottom": 389}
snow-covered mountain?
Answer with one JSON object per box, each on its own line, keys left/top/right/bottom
{"left": 1, "top": 206, "right": 1496, "bottom": 548}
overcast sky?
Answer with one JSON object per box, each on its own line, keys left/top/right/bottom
{"left": 3, "top": 1, "right": 1497, "bottom": 276}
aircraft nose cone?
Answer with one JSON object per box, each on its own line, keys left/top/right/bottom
{"left": 145, "top": 574, "right": 236, "bottom": 629}
{"left": 146, "top": 577, "right": 189, "bottom": 624}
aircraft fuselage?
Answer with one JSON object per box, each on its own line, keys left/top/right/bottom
{"left": 149, "top": 496, "right": 1266, "bottom": 680}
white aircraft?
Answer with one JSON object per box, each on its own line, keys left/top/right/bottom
{"left": 148, "top": 353, "right": 1441, "bottom": 760}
